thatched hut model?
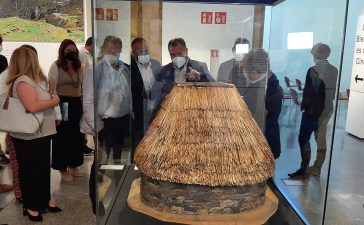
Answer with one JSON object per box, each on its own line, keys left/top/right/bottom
{"left": 134, "top": 82, "right": 275, "bottom": 215}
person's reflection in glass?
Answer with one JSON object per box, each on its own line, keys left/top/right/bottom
{"left": 95, "top": 36, "right": 132, "bottom": 163}
{"left": 217, "top": 37, "right": 250, "bottom": 96}
{"left": 265, "top": 69, "right": 284, "bottom": 159}
{"left": 288, "top": 43, "right": 329, "bottom": 178}
{"left": 309, "top": 43, "right": 338, "bottom": 176}
{"left": 242, "top": 49, "right": 269, "bottom": 129}
{"left": 130, "top": 38, "right": 161, "bottom": 153}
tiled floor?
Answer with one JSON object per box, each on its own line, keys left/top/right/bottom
{"left": 0, "top": 135, "right": 96, "bottom": 225}
{"left": 0, "top": 101, "right": 363, "bottom": 225}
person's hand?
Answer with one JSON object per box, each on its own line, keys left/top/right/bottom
{"left": 51, "top": 92, "right": 60, "bottom": 106}
{"left": 185, "top": 67, "right": 201, "bottom": 81}
{"left": 56, "top": 120, "right": 61, "bottom": 126}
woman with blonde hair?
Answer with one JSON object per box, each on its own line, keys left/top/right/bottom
{"left": 7, "top": 47, "right": 61, "bottom": 222}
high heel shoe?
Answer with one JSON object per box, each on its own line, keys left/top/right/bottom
{"left": 23, "top": 208, "right": 43, "bottom": 222}
{"left": 47, "top": 205, "right": 62, "bottom": 213}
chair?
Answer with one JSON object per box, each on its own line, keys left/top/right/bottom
{"left": 289, "top": 88, "right": 301, "bottom": 119}
{"left": 338, "top": 89, "right": 350, "bottom": 113}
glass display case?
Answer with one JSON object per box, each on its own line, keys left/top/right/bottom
{"left": 92, "top": 0, "right": 363, "bottom": 224}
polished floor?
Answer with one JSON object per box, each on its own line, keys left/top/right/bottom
{"left": 0, "top": 101, "right": 363, "bottom": 225}
{"left": 0, "top": 135, "right": 95, "bottom": 225}
{"left": 274, "top": 100, "right": 364, "bottom": 225}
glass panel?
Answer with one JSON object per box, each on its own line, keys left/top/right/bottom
{"left": 268, "top": 0, "right": 347, "bottom": 224}
{"left": 325, "top": 0, "right": 364, "bottom": 224}
{"left": 93, "top": 0, "right": 350, "bottom": 224}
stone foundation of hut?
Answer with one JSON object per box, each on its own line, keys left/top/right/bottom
{"left": 140, "top": 175, "right": 267, "bottom": 215}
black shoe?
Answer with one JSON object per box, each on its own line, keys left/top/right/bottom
{"left": 47, "top": 205, "right": 62, "bottom": 213}
{"left": 288, "top": 168, "right": 306, "bottom": 178}
{"left": 23, "top": 208, "right": 43, "bottom": 222}
{"left": 83, "top": 146, "right": 94, "bottom": 155}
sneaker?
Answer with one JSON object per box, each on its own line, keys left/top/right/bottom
{"left": 0, "top": 184, "right": 13, "bottom": 193}
{"left": 83, "top": 145, "right": 94, "bottom": 155}
{"left": 61, "top": 171, "right": 73, "bottom": 182}
{"left": 0, "top": 154, "right": 10, "bottom": 164}
{"left": 68, "top": 168, "right": 83, "bottom": 177}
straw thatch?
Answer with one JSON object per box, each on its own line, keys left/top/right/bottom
{"left": 134, "top": 82, "right": 275, "bottom": 186}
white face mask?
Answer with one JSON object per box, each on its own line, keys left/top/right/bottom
{"left": 172, "top": 56, "right": 186, "bottom": 68}
{"left": 138, "top": 54, "right": 150, "bottom": 64}
{"left": 105, "top": 54, "right": 119, "bottom": 65}
{"left": 0, "top": 46, "right": 3, "bottom": 53}
{"left": 233, "top": 53, "right": 244, "bottom": 61}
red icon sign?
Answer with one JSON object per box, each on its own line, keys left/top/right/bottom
{"left": 106, "top": 8, "right": 118, "bottom": 21}
{"left": 201, "top": 12, "right": 213, "bottom": 24}
{"left": 215, "top": 12, "right": 227, "bottom": 24}
{"left": 95, "top": 8, "right": 104, "bottom": 20}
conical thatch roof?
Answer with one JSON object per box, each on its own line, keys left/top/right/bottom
{"left": 135, "top": 82, "right": 275, "bottom": 186}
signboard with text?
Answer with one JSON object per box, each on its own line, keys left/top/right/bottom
{"left": 350, "top": 13, "right": 364, "bottom": 92}
{"left": 201, "top": 12, "right": 213, "bottom": 24}
{"left": 215, "top": 12, "right": 227, "bottom": 24}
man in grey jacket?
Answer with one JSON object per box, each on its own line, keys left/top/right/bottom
{"left": 217, "top": 37, "right": 250, "bottom": 96}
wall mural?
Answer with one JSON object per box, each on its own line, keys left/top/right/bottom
{"left": 0, "top": 0, "right": 84, "bottom": 42}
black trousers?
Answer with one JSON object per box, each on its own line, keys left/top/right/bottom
{"left": 98, "top": 114, "right": 130, "bottom": 161}
{"left": 52, "top": 96, "right": 84, "bottom": 171}
{"left": 12, "top": 136, "right": 51, "bottom": 211}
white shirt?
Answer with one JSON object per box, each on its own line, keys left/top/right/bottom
{"left": 137, "top": 62, "right": 155, "bottom": 95}
{"left": 79, "top": 47, "right": 93, "bottom": 70}
{"left": 97, "top": 59, "right": 132, "bottom": 119}
{"left": 174, "top": 65, "right": 187, "bottom": 82}
{"left": 0, "top": 70, "right": 8, "bottom": 95}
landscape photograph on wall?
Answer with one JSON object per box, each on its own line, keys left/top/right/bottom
{"left": 0, "top": 0, "right": 84, "bottom": 42}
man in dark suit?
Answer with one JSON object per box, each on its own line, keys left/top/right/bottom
{"left": 152, "top": 37, "right": 214, "bottom": 105}
{"left": 289, "top": 43, "right": 327, "bottom": 178}
{"left": 130, "top": 37, "right": 161, "bottom": 151}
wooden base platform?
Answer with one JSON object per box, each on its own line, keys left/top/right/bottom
{"left": 127, "top": 178, "right": 278, "bottom": 225}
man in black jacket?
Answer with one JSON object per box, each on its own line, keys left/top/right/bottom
{"left": 289, "top": 44, "right": 327, "bottom": 178}
{"left": 130, "top": 38, "right": 161, "bottom": 153}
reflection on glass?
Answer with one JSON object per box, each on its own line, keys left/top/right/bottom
{"left": 288, "top": 43, "right": 338, "bottom": 178}
{"left": 96, "top": 36, "right": 132, "bottom": 165}
{"left": 130, "top": 38, "right": 161, "bottom": 153}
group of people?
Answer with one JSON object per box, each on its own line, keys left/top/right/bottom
{"left": 0, "top": 32, "right": 338, "bottom": 222}
{"left": 0, "top": 36, "right": 95, "bottom": 222}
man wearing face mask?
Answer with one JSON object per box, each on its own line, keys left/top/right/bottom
{"left": 242, "top": 49, "right": 269, "bottom": 130}
{"left": 217, "top": 38, "right": 250, "bottom": 96}
{"left": 152, "top": 38, "right": 214, "bottom": 105}
{"left": 130, "top": 38, "right": 161, "bottom": 151}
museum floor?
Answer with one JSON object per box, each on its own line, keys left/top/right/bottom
{"left": 0, "top": 101, "right": 363, "bottom": 225}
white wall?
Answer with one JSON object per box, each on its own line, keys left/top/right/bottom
{"left": 1, "top": 42, "right": 83, "bottom": 76}
{"left": 94, "top": 0, "right": 131, "bottom": 64}
{"left": 162, "top": 2, "right": 255, "bottom": 79}
{"left": 267, "top": 0, "right": 347, "bottom": 90}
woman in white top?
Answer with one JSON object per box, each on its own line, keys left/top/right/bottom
{"left": 95, "top": 36, "right": 132, "bottom": 162}
{"left": 6, "top": 47, "right": 61, "bottom": 222}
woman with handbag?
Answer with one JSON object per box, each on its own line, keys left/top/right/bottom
{"left": 48, "top": 39, "right": 84, "bottom": 181}
{"left": 6, "top": 47, "right": 61, "bottom": 222}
